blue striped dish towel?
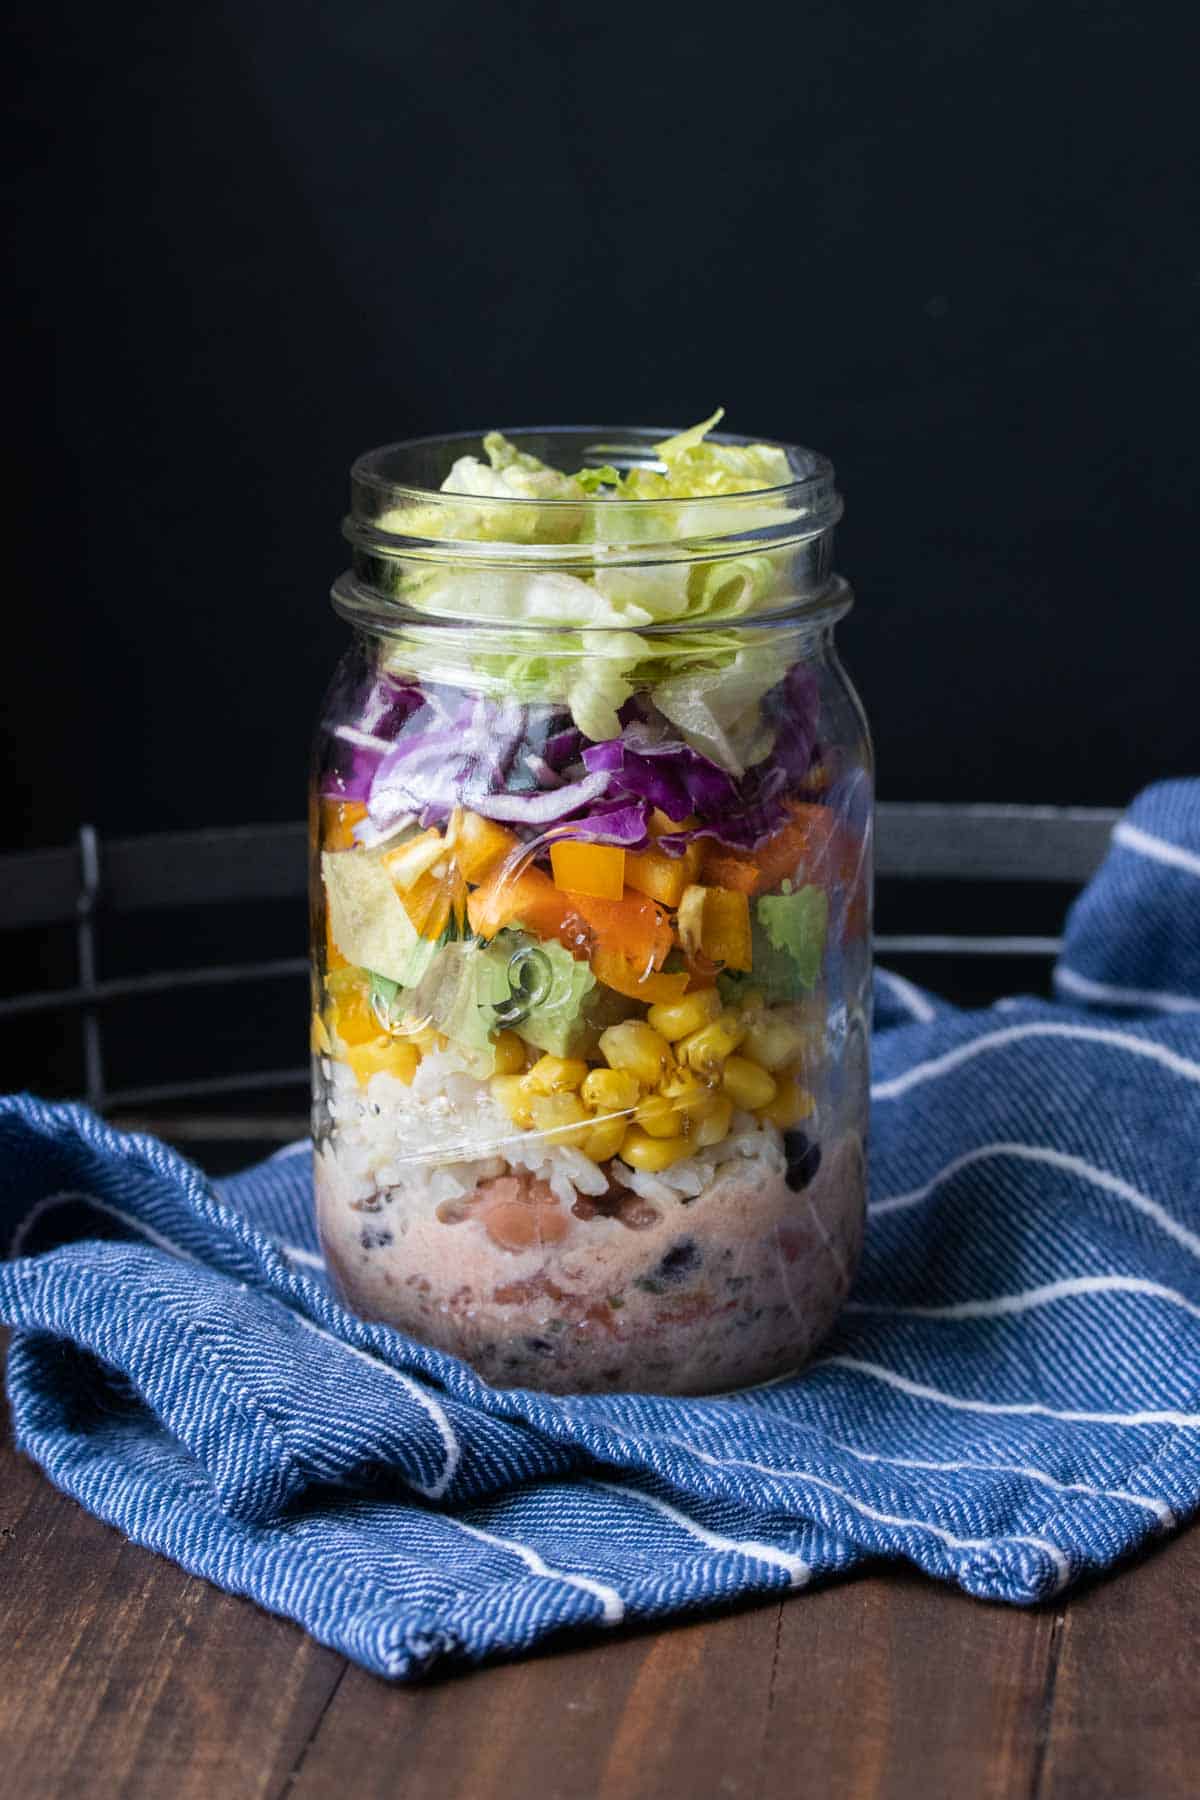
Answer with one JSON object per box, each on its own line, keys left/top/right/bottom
{"left": 2, "top": 780, "right": 1198, "bottom": 1680}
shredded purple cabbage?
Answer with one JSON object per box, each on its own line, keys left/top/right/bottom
{"left": 321, "top": 661, "right": 820, "bottom": 855}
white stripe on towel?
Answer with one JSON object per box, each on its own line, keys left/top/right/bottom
{"left": 1113, "top": 819, "right": 1200, "bottom": 880}
{"left": 292, "top": 1314, "right": 461, "bottom": 1501}
{"left": 827, "top": 1443, "right": 1175, "bottom": 1528}
{"left": 846, "top": 1273, "right": 1200, "bottom": 1324}
{"left": 824, "top": 1357, "right": 1200, "bottom": 1428}
{"left": 592, "top": 1481, "right": 810, "bottom": 1584}
{"left": 451, "top": 1518, "right": 625, "bottom": 1624}
{"left": 680, "top": 1446, "right": 1071, "bottom": 1590}
{"left": 871, "top": 1022, "right": 1200, "bottom": 1102}
{"left": 876, "top": 968, "right": 937, "bottom": 1023}
{"left": 868, "top": 1142, "right": 1200, "bottom": 1261}
{"left": 1054, "top": 966, "right": 1200, "bottom": 1014}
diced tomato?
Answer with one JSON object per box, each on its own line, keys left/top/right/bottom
{"left": 467, "top": 863, "right": 575, "bottom": 943}
{"left": 701, "top": 803, "right": 868, "bottom": 938}
{"left": 572, "top": 890, "right": 673, "bottom": 971}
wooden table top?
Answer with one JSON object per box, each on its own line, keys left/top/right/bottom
{"left": 1, "top": 1342, "right": 1196, "bottom": 1800}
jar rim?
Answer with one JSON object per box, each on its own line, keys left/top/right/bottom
{"left": 349, "top": 424, "right": 838, "bottom": 517}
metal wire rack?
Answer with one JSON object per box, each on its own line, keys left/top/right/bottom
{"left": 2, "top": 805, "right": 1119, "bottom": 1130}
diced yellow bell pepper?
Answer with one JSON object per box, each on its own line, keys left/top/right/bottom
{"left": 453, "top": 809, "right": 521, "bottom": 883}
{"left": 676, "top": 884, "right": 752, "bottom": 973}
{"left": 310, "top": 1011, "right": 332, "bottom": 1055}
{"left": 344, "top": 1037, "right": 421, "bottom": 1087}
{"left": 702, "top": 887, "right": 753, "bottom": 972}
{"left": 624, "top": 840, "right": 702, "bottom": 908}
{"left": 550, "top": 840, "right": 627, "bottom": 901}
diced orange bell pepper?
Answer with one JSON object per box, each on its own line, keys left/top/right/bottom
{"left": 550, "top": 840, "right": 627, "bottom": 901}
{"left": 702, "top": 804, "right": 867, "bottom": 940}
{"left": 591, "top": 948, "right": 691, "bottom": 1004}
{"left": 321, "top": 799, "right": 368, "bottom": 853}
{"left": 453, "top": 809, "right": 521, "bottom": 883}
{"left": 697, "top": 849, "right": 761, "bottom": 895}
{"left": 467, "top": 862, "right": 576, "bottom": 943}
{"left": 572, "top": 890, "right": 673, "bottom": 972}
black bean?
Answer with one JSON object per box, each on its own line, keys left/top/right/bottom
{"left": 783, "top": 1131, "right": 822, "bottom": 1192}
{"left": 359, "top": 1225, "right": 394, "bottom": 1250}
{"left": 654, "top": 1238, "right": 701, "bottom": 1284}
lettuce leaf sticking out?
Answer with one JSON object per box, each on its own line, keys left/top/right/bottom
{"left": 619, "top": 409, "right": 793, "bottom": 499}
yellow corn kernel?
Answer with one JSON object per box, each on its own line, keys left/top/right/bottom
{"left": 529, "top": 1092, "right": 592, "bottom": 1148}
{"left": 581, "top": 1114, "right": 628, "bottom": 1163}
{"left": 598, "top": 1019, "right": 674, "bottom": 1087}
{"left": 620, "top": 1126, "right": 693, "bottom": 1172}
{"left": 741, "top": 1012, "right": 808, "bottom": 1073}
{"left": 345, "top": 1037, "right": 420, "bottom": 1088}
{"left": 659, "top": 1068, "right": 720, "bottom": 1128}
{"left": 646, "top": 986, "right": 722, "bottom": 1043}
{"left": 310, "top": 1010, "right": 333, "bottom": 1056}
{"left": 721, "top": 1055, "right": 778, "bottom": 1112}
{"left": 522, "top": 1054, "right": 589, "bottom": 1096}
{"left": 580, "top": 1067, "right": 642, "bottom": 1113}
{"left": 679, "top": 1010, "right": 746, "bottom": 1074}
{"left": 491, "top": 1073, "right": 536, "bottom": 1129}
{"left": 755, "top": 1066, "right": 816, "bottom": 1130}
{"left": 634, "top": 1092, "right": 684, "bottom": 1138}
{"left": 693, "top": 1094, "right": 734, "bottom": 1147}
{"left": 490, "top": 1029, "right": 526, "bottom": 1076}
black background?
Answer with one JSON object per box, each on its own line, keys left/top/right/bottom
{"left": 7, "top": 0, "right": 1200, "bottom": 854}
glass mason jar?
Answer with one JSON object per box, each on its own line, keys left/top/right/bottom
{"left": 310, "top": 427, "right": 872, "bottom": 1394}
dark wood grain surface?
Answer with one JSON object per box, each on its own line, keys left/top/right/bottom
{"left": 1, "top": 1343, "right": 1195, "bottom": 1800}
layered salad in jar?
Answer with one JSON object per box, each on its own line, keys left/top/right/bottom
{"left": 312, "top": 413, "right": 871, "bottom": 1393}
